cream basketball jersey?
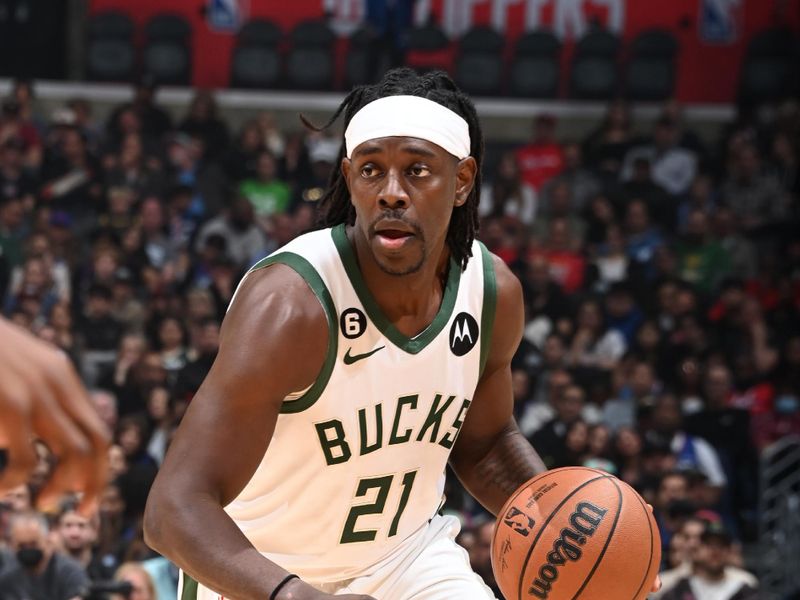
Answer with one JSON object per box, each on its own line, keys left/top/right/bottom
{"left": 223, "top": 224, "right": 496, "bottom": 582}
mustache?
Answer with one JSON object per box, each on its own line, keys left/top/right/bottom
{"left": 367, "top": 210, "right": 423, "bottom": 238}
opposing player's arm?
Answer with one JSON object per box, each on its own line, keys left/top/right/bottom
{"left": 449, "top": 255, "right": 546, "bottom": 515}
{"left": 144, "top": 265, "right": 345, "bottom": 600}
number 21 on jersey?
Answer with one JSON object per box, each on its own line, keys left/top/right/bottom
{"left": 340, "top": 470, "right": 417, "bottom": 543}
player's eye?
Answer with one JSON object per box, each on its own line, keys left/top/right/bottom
{"left": 360, "top": 164, "right": 379, "bottom": 178}
{"left": 408, "top": 164, "right": 431, "bottom": 177}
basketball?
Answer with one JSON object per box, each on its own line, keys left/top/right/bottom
{"left": 491, "top": 467, "right": 660, "bottom": 600}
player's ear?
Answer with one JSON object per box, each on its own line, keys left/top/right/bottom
{"left": 340, "top": 157, "right": 352, "bottom": 191}
{"left": 454, "top": 156, "right": 477, "bottom": 208}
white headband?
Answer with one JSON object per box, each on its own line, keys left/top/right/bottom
{"left": 344, "top": 95, "right": 471, "bottom": 160}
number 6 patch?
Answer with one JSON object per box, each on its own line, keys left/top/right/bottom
{"left": 340, "top": 307, "right": 367, "bottom": 339}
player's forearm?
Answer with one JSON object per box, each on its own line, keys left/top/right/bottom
{"left": 144, "top": 489, "right": 300, "bottom": 600}
{"left": 454, "top": 422, "right": 546, "bottom": 515}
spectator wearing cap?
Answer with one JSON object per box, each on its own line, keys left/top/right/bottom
{"left": 622, "top": 116, "right": 698, "bottom": 197}
{"left": 239, "top": 150, "right": 292, "bottom": 224}
{"left": 604, "top": 361, "right": 659, "bottom": 431}
{"left": 110, "top": 267, "right": 146, "bottom": 330}
{"left": 661, "top": 520, "right": 758, "bottom": 600}
{"left": 77, "top": 283, "right": 124, "bottom": 384}
{"left": 619, "top": 159, "right": 673, "bottom": 233}
{"left": 515, "top": 115, "right": 564, "bottom": 191}
{"left": 166, "top": 132, "right": 228, "bottom": 218}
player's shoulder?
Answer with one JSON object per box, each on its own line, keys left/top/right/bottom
{"left": 485, "top": 250, "right": 524, "bottom": 315}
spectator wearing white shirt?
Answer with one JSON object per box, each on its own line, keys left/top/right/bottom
{"left": 621, "top": 117, "right": 698, "bottom": 196}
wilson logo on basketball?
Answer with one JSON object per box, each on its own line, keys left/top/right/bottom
{"left": 528, "top": 501, "right": 608, "bottom": 599}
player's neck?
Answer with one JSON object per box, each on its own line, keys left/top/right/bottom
{"left": 349, "top": 227, "right": 450, "bottom": 337}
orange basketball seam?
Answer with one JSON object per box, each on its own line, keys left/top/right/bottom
{"left": 514, "top": 474, "right": 608, "bottom": 600}
{"left": 570, "top": 476, "right": 622, "bottom": 599}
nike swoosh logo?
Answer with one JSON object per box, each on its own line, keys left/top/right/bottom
{"left": 343, "top": 345, "right": 385, "bottom": 365}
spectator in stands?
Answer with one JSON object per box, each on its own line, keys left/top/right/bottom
{"left": 624, "top": 199, "right": 663, "bottom": 280}
{"left": 0, "top": 98, "right": 42, "bottom": 170}
{"left": 721, "top": 142, "right": 788, "bottom": 235}
{"left": 165, "top": 132, "right": 227, "bottom": 217}
{"left": 465, "top": 520, "right": 501, "bottom": 599}
{"left": 590, "top": 224, "right": 629, "bottom": 292}
{"left": 612, "top": 426, "right": 645, "bottom": 488}
{"left": 55, "top": 506, "right": 114, "bottom": 581}
{"left": 646, "top": 394, "right": 727, "bottom": 502}
{"left": 622, "top": 116, "right": 698, "bottom": 197}
{"left": 605, "top": 361, "right": 658, "bottom": 431}
{"left": 144, "top": 386, "right": 173, "bottom": 466}
{"left": 91, "top": 388, "right": 119, "bottom": 434}
{"left": 40, "top": 127, "right": 103, "bottom": 221}
{"left": 541, "top": 141, "right": 600, "bottom": 214}
{"left": 661, "top": 521, "right": 758, "bottom": 600}
{"left": 223, "top": 119, "right": 264, "bottom": 182}
{"left": 0, "top": 196, "right": 27, "bottom": 270}
{"left": 195, "top": 195, "right": 267, "bottom": 268}
{"left": 239, "top": 150, "right": 292, "bottom": 223}
{"left": 676, "top": 208, "right": 731, "bottom": 294}
{"left": 515, "top": 114, "right": 564, "bottom": 191}
{"left": 583, "top": 99, "right": 634, "bottom": 182}
{"left": 0, "top": 136, "right": 37, "bottom": 209}
{"left": 0, "top": 510, "right": 89, "bottom": 600}
{"left": 178, "top": 90, "right": 229, "bottom": 161}
{"left": 114, "top": 561, "right": 157, "bottom": 600}
{"left": 712, "top": 206, "right": 757, "bottom": 281}
{"left": 479, "top": 151, "right": 537, "bottom": 226}
{"left": 104, "top": 132, "right": 164, "bottom": 200}
{"left": 531, "top": 179, "right": 586, "bottom": 247}
{"left": 532, "top": 218, "right": 586, "bottom": 294}
{"left": 108, "top": 77, "right": 172, "bottom": 144}
{"left": 567, "top": 298, "right": 626, "bottom": 375}
{"left": 529, "top": 384, "right": 588, "bottom": 468}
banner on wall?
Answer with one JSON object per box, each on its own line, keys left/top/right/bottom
{"left": 206, "top": 0, "right": 249, "bottom": 32}
{"left": 698, "top": 0, "right": 743, "bottom": 44}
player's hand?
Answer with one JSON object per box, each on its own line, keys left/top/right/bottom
{"left": 0, "top": 317, "right": 110, "bottom": 515}
{"left": 646, "top": 503, "right": 662, "bottom": 593}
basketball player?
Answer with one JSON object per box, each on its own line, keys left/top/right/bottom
{"left": 144, "top": 69, "right": 658, "bottom": 599}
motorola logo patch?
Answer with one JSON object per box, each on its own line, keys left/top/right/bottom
{"left": 449, "top": 312, "right": 479, "bottom": 356}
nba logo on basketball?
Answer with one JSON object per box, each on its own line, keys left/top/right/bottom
{"left": 503, "top": 506, "right": 535, "bottom": 537}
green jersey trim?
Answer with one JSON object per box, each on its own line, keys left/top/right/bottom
{"left": 331, "top": 224, "right": 462, "bottom": 355}
{"left": 181, "top": 574, "right": 198, "bottom": 600}
{"left": 250, "top": 252, "right": 339, "bottom": 414}
{"left": 478, "top": 242, "right": 497, "bottom": 377}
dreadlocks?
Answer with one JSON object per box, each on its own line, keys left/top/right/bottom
{"left": 306, "top": 68, "right": 484, "bottom": 271}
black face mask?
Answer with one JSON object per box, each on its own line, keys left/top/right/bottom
{"left": 16, "top": 547, "right": 44, "bottom": 568}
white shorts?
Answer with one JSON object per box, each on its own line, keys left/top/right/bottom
{"left": 181, "top": 514, "right": 496, "bottom": 600}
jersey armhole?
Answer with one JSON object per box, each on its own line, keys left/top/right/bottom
{"left": 478, "top": 242, "right": 497, "bottom": 378}
{"left": 249, "top": 252, "right": 339, "bottom": 414}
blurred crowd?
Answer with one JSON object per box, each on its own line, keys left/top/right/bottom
{"left": 0, "top": 75, "right": 798, "bottom": 600}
